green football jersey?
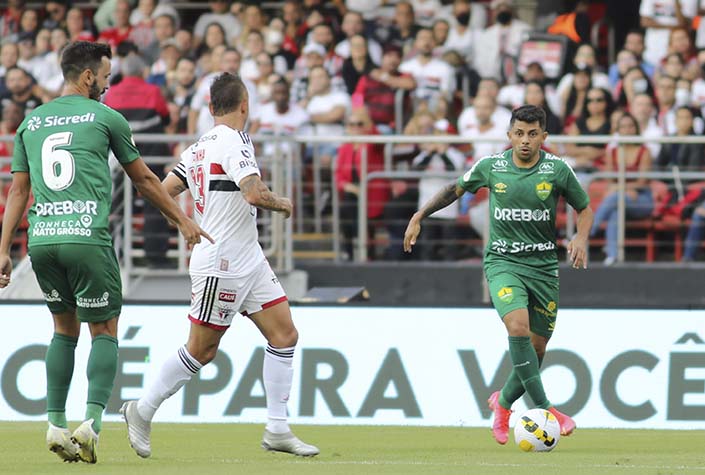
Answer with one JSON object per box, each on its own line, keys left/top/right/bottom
{"left": 458, "top": 149, "right": 590, "bottom": 280}
{"left": 12, "top": 95, "right": 140, "bottom": 247}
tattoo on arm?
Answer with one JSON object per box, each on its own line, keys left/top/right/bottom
{"left": 419, "top": 183, "right": 461, "bottom": 219}
{"left": 240, "top": 175, "right": 288, "bottom": 212}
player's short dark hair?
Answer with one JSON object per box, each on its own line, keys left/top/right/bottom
{"left": 510, "top": 105, "right": 546, "bottom": 131}
{"left": 61, "top": 41, "right": 112, "bottom": 82}
{"left": 210, "top": 72, "right": 247, "bottom": 117}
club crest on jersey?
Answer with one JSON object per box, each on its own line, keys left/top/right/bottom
{"left": 536, "top": 181, "right": 552, "bottom": 201}
{"left": 497, "top": 287, "right": 514, "bottom": 304}
{"left": 494, "top": 182, "right": 507, "bottom": 193}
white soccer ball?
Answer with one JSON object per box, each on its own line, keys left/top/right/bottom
{"left": 513, "top": 408, "right": 561, "bottom": 452}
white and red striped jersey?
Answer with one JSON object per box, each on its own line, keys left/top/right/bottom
{"left": 171, "top": 124, "right": 265, "bottom": 278}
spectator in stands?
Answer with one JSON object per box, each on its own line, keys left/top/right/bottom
{"left": 240, "top": 30, "right": 268, "bottom": 83}
{"left": 590, "top": 112, "right": 654, "bottom": 266}
{"left": 309, "top": 23, "right": 345, "bottom": 78}
{"left": 558, "top": 65, "right": 592, "bottom": 130}
{"left": 97, "top": 0, "right": 133, "bottom": 49}
{"left": 400, "top": 28, "right": 455, "bottom": 102}
{"left": 0, "top": 66, "right": 41, "bottom": 118}
{"left": 632, "top": 92, "right": 664, "bottom": 158}
{"left": 411, "top": 116, "right": 465, "bottom": 261}
{"left": 335, "top": 107, "right": 389, "bottom": 260}
{"left": 195, "top": 22, "right": 227, "bottom": 59}
{"left": 565, "top": 87, "right": 614, "bottom": 171}
{"left": 143, "top": 13, "right": 177, "bottom": 64}
{"left": 42, "top": 0, "right": 67, "bottom": 31}
{"left": 608, "top": 49, "right": 639, "bottom": 89}
{"left": 249, "top": 78, "right": 309, "bottom": 158}
{"left": 301, "top": 65, "right": 351, "bottom": 166}
{"left": 379, "top": 1, "right": 419, "bottom": 57}
{"left": 352, "top": 45, "right": 416, "bottom": 134}
{"left": 412, "top": 0, "right": 442, "bottom": 28}
{"left": 189, "top": 47, "right": 258, "bottom": 136}
{"left": 682, "top": 201, "right": 705, "bottom": 261}
{"left": 236, "top": 4, "right": 268, "bottom": 51}
{"left": 656, "top": 106, "right": 705, "bottom": 171}
{"left": 174, "top": 28, "right": 193, "bottom": 56}
{"left": 546, "top": 0, "right": 591, "bottom": 47}
{"left": 66, "top": 7, "right": 94, "bottom": 42}
{"left": 282, "top": 0, "right": 304, "bottom": 56}
{"left": 442, "top": 0, "right": 479, "bottom": 62}
{"left": 0, "top": 42, "right": 19, "bottom": 97}
{"left": 524, "top": 80, "right": 563, "bottom": 135}
{"left": 252, "top": 52, "right": 278, "bottom": 103}
{"left": 458, "top": 94, "right": 507, "bottom": 160}
{"left": 165, "top": 56, "right": 196, "bottom": 134}
{"left": 194, "top": 0, "right": 241, "bottom": 47}
{"left": 497, "top": 61, "right": 560, "bottom": 113}
{"left": 659, "top": 52, "right": 687, "bottom": 83}
{"left": 667, "top": 26, "right": 698, "bottom": 78}
{"left": 18, "top": 6, "right": 38, "bottom": 39}
{"left": 264, "top": 19, "right": 295, "bottom": 74}
{"left": 640, "top": 0, "right": 697, "bottom": 67}
{"left": 104, "top": 53, "right": 173, "bottom": 268}
{"left": 615, "top": 66, "right": 656, "bottom": 110}
{"left": 457, "top": 77, "right": 512, "bottom": 133}
{"left": 432, "top": 18, "right": 450, "bottom": 53}
{"left": 341, "top": 34, "right": 375, "bottom": 95}
{"left": 0, "top": 0, "right": 24, "bottom": 40}
{"left": 472, "top": 0, "right": 531, "bottom": 83}
{"left": 291, "top": 42, "right": 346, "bottom": 103}
{"left": 147, "top": 39, "right": 181, "bottom": 87}
{"left": 557, "top": 43, "right": 610, "bottom": 100}
{"left": 657, "top": 74, "right": 679, "bottom": 134}
{"left": 675, "top": 77, "right": 694, "bottom": 107}
{"left": 609, "top": 31, "right": 656, "bottom": 86}
{"left": 17, "top": 32, "right": 38, "bottom": 74}
{"left": 336, "top": 10, "right": 383, "bottom": 65}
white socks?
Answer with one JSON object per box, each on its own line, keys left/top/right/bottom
{"left": 137, "top": 346, "right": 202, "bottom": 422}
{"left": 263, "top": 344, "right": 294, "bottom": 434}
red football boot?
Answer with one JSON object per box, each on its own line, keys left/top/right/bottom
{"left": 548, "top": 407, "right": 576, "bottom": 436}
{"left": 487, "top": 391, "right": 512, "bottom": 445}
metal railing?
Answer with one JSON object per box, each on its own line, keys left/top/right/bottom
{"left": 4, "top": 133, "right": 705, "bottom": 270}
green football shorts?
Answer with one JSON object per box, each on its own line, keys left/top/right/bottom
{"left": 487, "top": 270, "right": 559, "bottom": 338}
{"left": 29, "top": 244, "right": 122, "bottom": 322}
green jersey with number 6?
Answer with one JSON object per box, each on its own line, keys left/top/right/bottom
{"left": 458, "top": 149, "right": 590, "bottom": 280}
{"left": 11, "top": 95, "right": 140, "bottom": 247}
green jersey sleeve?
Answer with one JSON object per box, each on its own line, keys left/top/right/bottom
{"left": 105, "top": 107, "right": 141, "bottom": 164}
{"left": 559, "top": 159, "right": 590, "bottom": 210}
{"left": 11, "top": 126, "right": 28, "bottom": 173}
{"left": 457, "top": 157, "right": 490, "bottom": 193}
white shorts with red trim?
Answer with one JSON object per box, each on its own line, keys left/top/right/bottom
{"left": 188, "top": 260, "right": 287, "bottom": 330}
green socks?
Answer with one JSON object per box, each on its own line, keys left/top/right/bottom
{"left": 85, "top": 335, "right": 119, "bottom": 433}
{"left": 46, "top": 333, "right": 78, "bottom": 429}
{"left": 505, "top": 336, "right": 550, "bottom": 409}
{"left": 499, "top": 352, "right": 545, "bottom": 409}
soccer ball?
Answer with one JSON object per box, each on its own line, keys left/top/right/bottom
{"left": 513, "top": 408, "right": 561, "bottom": 452}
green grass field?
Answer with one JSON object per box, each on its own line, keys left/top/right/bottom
{"left": 3, "top": 422, "right": 704, "bottom": 475}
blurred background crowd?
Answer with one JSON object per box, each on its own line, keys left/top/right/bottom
{"left": 1, "top": 0, "right": 705, "bottom": 266}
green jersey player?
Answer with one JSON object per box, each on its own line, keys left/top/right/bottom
{"left": 0, "top": 41, "right": 211, "bottom": 464}
{"left": 404, "top": 105, "right": 593, "bottom": 445}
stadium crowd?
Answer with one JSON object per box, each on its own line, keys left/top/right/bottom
{"left": 1, "top": 0, "right": 705, "bottom": 264}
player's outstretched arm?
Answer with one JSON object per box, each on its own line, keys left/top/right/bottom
{"left": 567, "top": 206, "right": 594, "bottom": 269}
{"left": 403, "top": 183, "right": 465, "bottom": 253}
{"left": 122, "top": 158, "right": 214, "bottom": 247}
{"left": 240, "top": 174, "right": 293, "bottom": 218}
{"left": 0, "top": 172, "right": 31, "bottom": 287}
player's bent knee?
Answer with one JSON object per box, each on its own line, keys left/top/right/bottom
{"left": 187, "top": 342, "right": 220, "bottom": 365}
{"left": 269, "top": 327, "right": 298, "bottom": 348}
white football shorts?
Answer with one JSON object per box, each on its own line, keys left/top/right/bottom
{"left": 188, "top": 260, "right": 287, "bottom": 329}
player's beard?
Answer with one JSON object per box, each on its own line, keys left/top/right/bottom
{"left": 88, "top": 78, "right": 103, "bottom": 101}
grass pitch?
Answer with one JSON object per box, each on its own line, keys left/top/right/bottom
{"left": 3, "top": 422, "right": 704, "bottom": 475}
